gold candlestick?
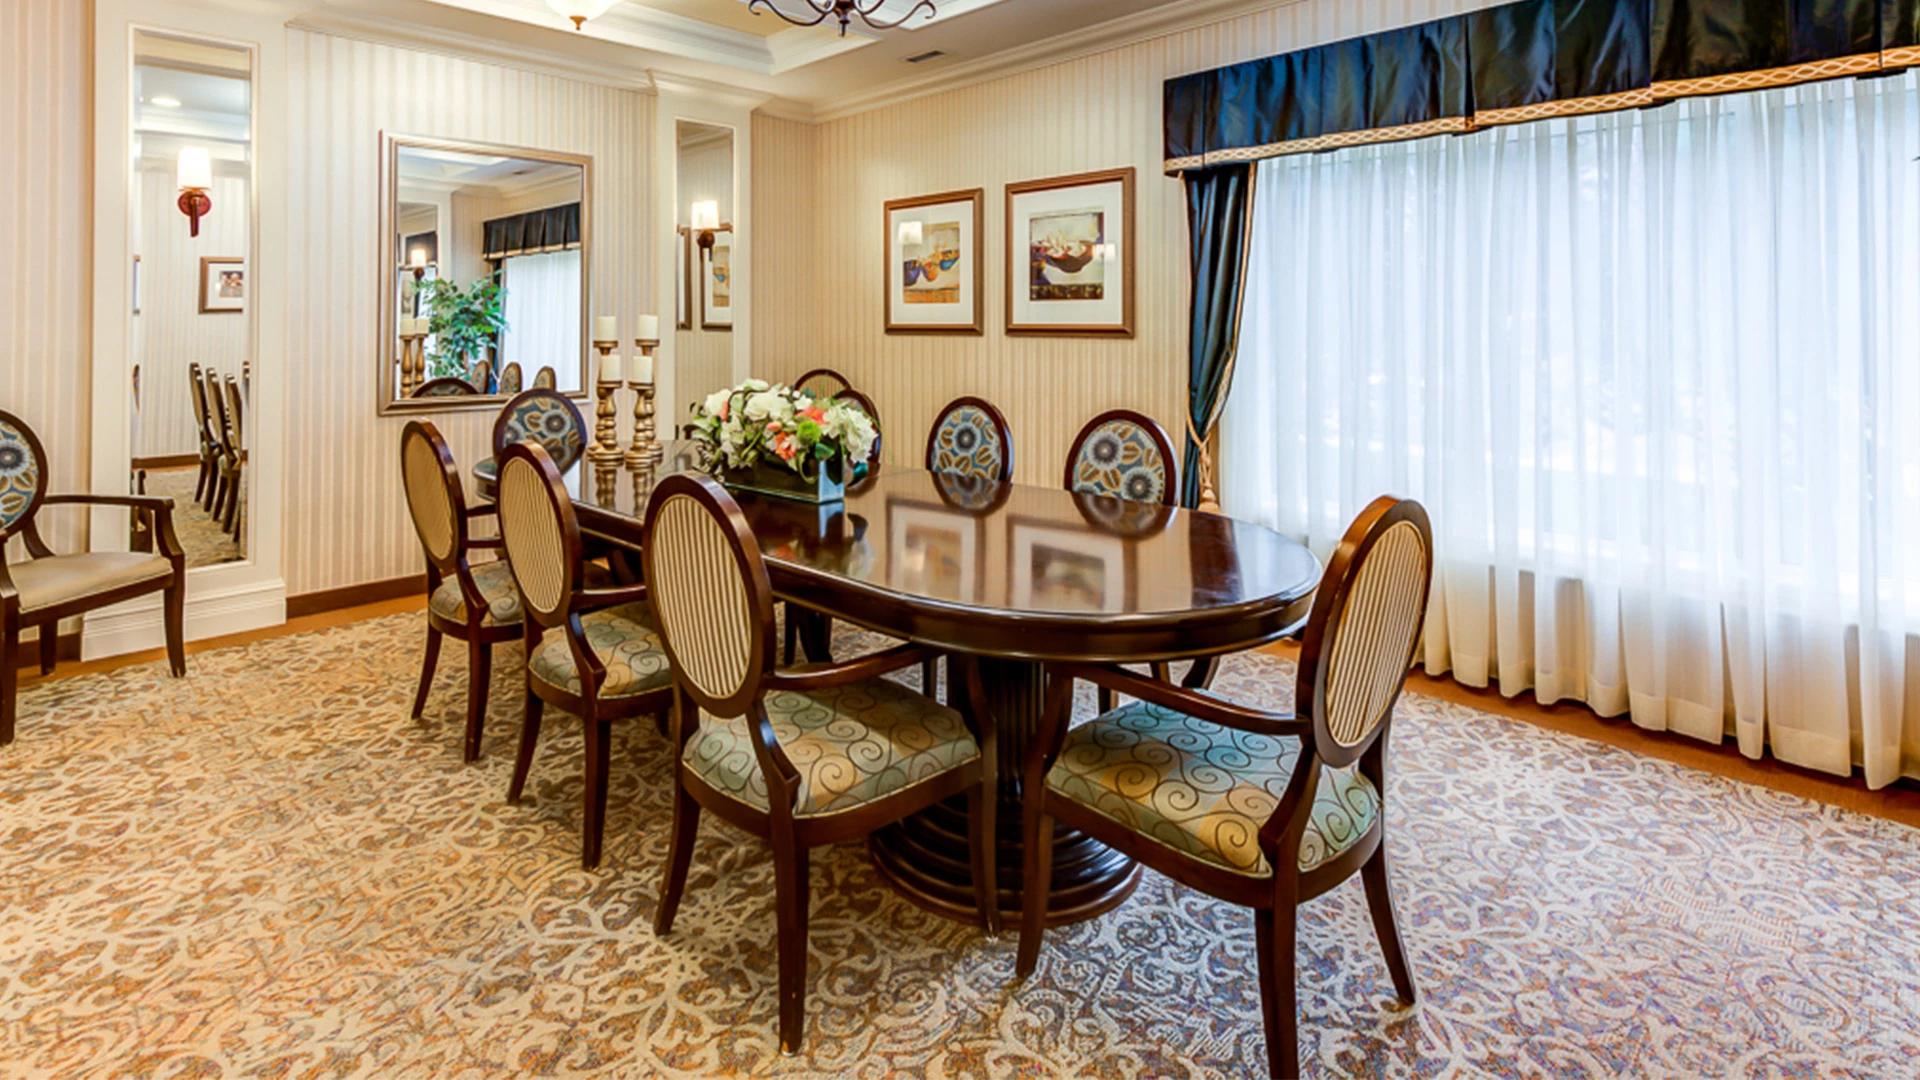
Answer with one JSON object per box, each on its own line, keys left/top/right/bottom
{"left": 398, "top": 331, "right": 425, "bottom": 397}
{"left": 587, "top": 341, "right": 623, "bottom": 466}
{"left": 625, "top": 337, "right": 663, "bottom": 470}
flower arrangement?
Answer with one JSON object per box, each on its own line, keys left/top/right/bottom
{"left": 689, "top": 379, "right": 879, "bottom": 483}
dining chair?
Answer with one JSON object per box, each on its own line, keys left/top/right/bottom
{"left": 793, "top": 367, "right": 851, "bottom": 399}
{"left": 498, "top": 362, "right": 524, "bottom": 395}
{"left": 643, "top": 471, "right": 997, "bottom": 1054}
{"left": 913, "top": 395, "right": 1015, "bottom": 696}
{"left": 188, "top": 362, "right": 218, "bottom": 508}
{"left": 1, "top": 410, "right": 187, "bottom": 746}
{"left": 1063, "top": 409, "right": 1178, "bottom": 506}
{"left": 495, "top": 440, "right": 674, "bottom": 870}
{"left": 1014, "top": 495, "right": 1432, "bottom": 1080}
{"left": 204, "top": 369, "right": 236, "bottom": 527}
{"left": 532, "top": 365, "right": 557, "bottom": 390}
{"left": 492, "top": 389, "right": 588, "bottom": 475}
{"left": 414, "top": 377, "right": 478, "bottom": 398}
{"left": 400, "top": 420, "right": 526, "bottom": 763}
{"left": 470, "top": 359, "right": 495, "bottom": 395}
{"left": 220, "top": 376, "right": 246, "bottom": 536}
{"left": 779, "top": 387, "right": 884, "bottom": 666}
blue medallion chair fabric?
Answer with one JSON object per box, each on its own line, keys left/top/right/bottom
{"left": 923, "top": 396, "right": 1014, "bottom": 483}
{"left": 1, "top": 410, "right": 188, "bottom": 746}
{"left": 532, "top": 365, "right": 557, "bottom": 390}
{"left": 1016, "top": 495, "right": 1434, "bottom": 1080}
{"left": 1063, "top": 409, "right": 1179, "bottom": 506}
{"left": 492, "top": 389, "right": 587, "bottom": 476}
{"left": 641, "top": 472, "right": 998, "bottom": 1055}
{"left": 493, "top": 440, "right": 674, "bottom": 870}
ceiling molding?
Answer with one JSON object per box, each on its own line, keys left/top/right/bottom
{"left": 289, "top": 8, "right": 659, "bottom": 93}
{"left": 809, "top": 0, "right": 1299, "bottom": 123}
{"left": 650, "top": 70, "right": 774, "bottom": 113}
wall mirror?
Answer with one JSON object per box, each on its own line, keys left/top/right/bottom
{"left": 130, "top": 28, "right": 254, "bottom": 569}
{"left": 379, "top": 135, "right": 590, "bottom": 412}
{"left": 675, "top": 120, "right": 734, "bottom": 420}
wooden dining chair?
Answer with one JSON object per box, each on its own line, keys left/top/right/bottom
{"left": 492, "top": 389, "right": 587, "bottom": 474}
{"left": 414, "top": 377, "right": 478, "bottom": 398}
{"left": 643, "top": 472, "right": 998, "bottom": 1054}
{"left": 498, "top": 362, "right": 524, "bottom": 395}
{"left": 1063, "top": 409, "right": 1179, "bottom": 506}
{"left": 1015, "top": 496, "right": 1432, "bottom": 1080}
{"left": 911, "top": 395, "right": 1016, "bottom": 696}
{"left": 204, "top": 369, "right": 236, "bottom": 527}
{"left": 470, "top": 359, "right": 495, "bottom": 395}
{"left": 220, "top": 376, "right": 246, "bottom": 536}
{"left": 187, "top": 362, "right": 219, "bottom": 509}
{"left": 532, "top": 365, "right": 557, "bottom": 390}
{"left": 1, "top": 410, "right": 187, "bottom": 746}
{"left": 495, "top": 440, "right": 674, "bottom": 870}
{"left": 793, "top": 367, "right": 851, "bottom": 399}
{"left": 400, "top": 420, "right": 526, "bottom": 763}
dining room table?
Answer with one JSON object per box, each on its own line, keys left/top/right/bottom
{"left": 475, "top": 443, "right": 1322, "bottom": 926}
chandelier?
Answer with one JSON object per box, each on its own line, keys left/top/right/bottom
{"left": 747, "top": 0, "right": 936, "bottom": 37}
{"left": 546, "top": 0, "right": 617, "bottom": 30}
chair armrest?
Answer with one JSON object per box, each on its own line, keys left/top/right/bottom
{"left": 572, "top": 582, "right": 650, "bottom": 612}
{"left": 40, "top": 494, "right": 184, "bottom": 561}
{"left": 766, "top": 641, "right": 941, "bottom": 693}
{"left": 1056, "top": 661, "right": 1308, "bottom": 738}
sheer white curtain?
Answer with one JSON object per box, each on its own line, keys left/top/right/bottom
{"left": 500, "top": 249, "right": 582, "bottom": 392}
{"left": 1222, "top": 73, "right": 1920, "bottom": 786}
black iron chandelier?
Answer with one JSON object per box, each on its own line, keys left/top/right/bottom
{"left": 747, "top": 0, "right": 936, "bottom": 37}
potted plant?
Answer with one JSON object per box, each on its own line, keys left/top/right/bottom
{"left": 416, "top": 273, "right": 508, "bottom": 383}
{"left": 687, "top": 379, "right": 879, "bottom": 504}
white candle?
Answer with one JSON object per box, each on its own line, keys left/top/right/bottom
{"left": 635, "top": 314, "right": 659, "bottom": 341}
{"left": 400, "top": 318, "right": 418, "bottom": 336}
{"left": 632, "top": 354, "right": 653, "bottom": 383}
{"left": 601, "top": 353, "right": 623, "bottom": 383}
{"left": 594, "top": 315, "right": 617, "bottom": 343}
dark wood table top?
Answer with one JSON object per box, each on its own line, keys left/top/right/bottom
{"left": 475, "top": 444, "right": 1320, "bottom": 664}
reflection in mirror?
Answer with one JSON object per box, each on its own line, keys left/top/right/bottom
{"left": 130, "top": 29, "right": 253, "bottom": 569}
{"left": 675, "top": 120, "right": 734, "bottom": 419}
{"left": 383, "top": 136, "right": 589, "bottom": 407}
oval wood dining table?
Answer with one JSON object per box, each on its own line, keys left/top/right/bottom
{"left": 476, "top": 445, "right": 1321, "bottom": 926}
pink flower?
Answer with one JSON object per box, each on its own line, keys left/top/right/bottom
{"left": 774, "top": 433, "right": 796, "bottom": 460}
{"left": 716, "top": 401, "right": 729, "bottom": 420}
{"left": 802, "top": 406, "right": 826, "bottom": 423}
{"left": 766, "top": 420, "right": 782, "bottom": 433}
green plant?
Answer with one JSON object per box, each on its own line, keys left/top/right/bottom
{"left": 417, "top": 274, "right": 508, "bottom": 379}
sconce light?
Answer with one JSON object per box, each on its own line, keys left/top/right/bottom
{"left": 691, "top": 199, "right": 720, "bottom": 251}
{"left": 176, "top": 147, "right": 212, "bottom": 238}
{"left": 408, "top": 247, "right": 428, "bottom": 281}
{"left": 546, "top": 0, "right": 616, "bottom": 30}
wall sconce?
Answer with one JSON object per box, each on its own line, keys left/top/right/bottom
{"left": 176, "top": 147, "right": 212, "bottom": 238}
{"left": 408, "top": 247, "right": 428, "bottom": 281}
{"left": 691, "top": 200, "right": 720, "bottom": 251}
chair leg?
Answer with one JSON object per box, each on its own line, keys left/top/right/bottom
{"left": 1, "top": 617, "right": 17, "bottom": 746}
{"left": 37, "top": 624, "right": 57, "bottom": 675}
{"left": 193, "top": 456, "right": 210, "bottom": 504}
{"left": 966, "top": 781, "right": 1000, "bottom": 936}
{"left": 163, "top": 579, "right": 187, "bottom": 677}
{"left": 772, "top": 838, "right": 810, "bottom": 1054}
{"left": 411, "top": 626, "right": 443, "bottom": 720}
{"left": 581, "top": 717, "right": 612, "bottom": 870}
{"left": 463, "top": 637, "right": 491, "bottom": 763}
{"left": 223, "top": 471, "right": 242, "bottom": 533}
{"left": 1361, "top": 843, "right": 1418, "bottom": 1004}
{"left": 507, "top": 687, "right": 543, "bottom": 804}
{"left": 921, "top": 658, "right": 938, "bottom": 701}
{"left": 654, "top": 778, "right": 701, "bottom": 934}
{"left": 1097, "top": 687, "right": 1113, "bottom": 715}
{"left": 1015, "top": 806, "right": 1055, "bottom": 978}
{"left": 1255, "top": 899, "right": 1300, "bottom": 1080}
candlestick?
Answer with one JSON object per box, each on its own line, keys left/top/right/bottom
{"left": 398, "top": 321, "right": 426, "bottom": 397}
{"left": 587, "top": 341, "right": 624, "bottom": 467}
{"left": 625, "top": 337, "right": 663, "bottom": 469}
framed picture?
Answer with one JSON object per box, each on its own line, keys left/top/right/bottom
{"left": 676, "top": 226, "right": 693, "bottom": 330}
{"left": 700, "top": 227, "right": 733, "bottom": 330}
{"left": 1006, "top": 167, "right": 1134, "bottom": 337}
{"left": 885, "top": 188, "right": 983, "bottom": 334}
{"left": 1010, "top": 518, "right": 1128, "bottom": 614}
{"left": 888, "top": 498, "right": 984, "bottom": 604}
{"left": 199, "top": 256, "right": 246, "bottom": 314}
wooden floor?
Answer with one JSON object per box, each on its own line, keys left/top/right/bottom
{"left": 25, "top": 600, "right": 1920, "bottom": 830}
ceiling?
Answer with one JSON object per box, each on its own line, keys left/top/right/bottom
{"left": 295, "top": 0, "right": 1273, "bottom": 118}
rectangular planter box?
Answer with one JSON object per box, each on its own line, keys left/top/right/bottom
{"left": 720, "top": 460, "right": 845, "bottom": 504}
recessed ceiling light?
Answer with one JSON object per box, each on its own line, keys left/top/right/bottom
{"left": 151, "top": 95, "right": 182, "bottom": 108}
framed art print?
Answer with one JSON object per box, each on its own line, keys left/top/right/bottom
{"left": 676, "top": 226, "right": 692, "bottom": 330}
{"left": 885, "top": 188, "right": 983, "bottom": 334}
{"left": 701, "top": 228, "right": 733, "bottom": 330}
{"left": 199, "top": 256, "right": 246, "bottom": 314}
{"left": 1006, "top": 167, "right": 1134, "bottom": 337}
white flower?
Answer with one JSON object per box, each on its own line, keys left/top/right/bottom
{"left": 702, "top": 388, "right": 731, "bottom": 418}
{"left": 742, "top": 390, "right": 795, "bottom": 424}
{"left": 741, "top": 378, "right": 770, "bottom": 392}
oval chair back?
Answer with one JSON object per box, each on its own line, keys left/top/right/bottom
{"left": 493, "top": 389, "right": 588, "bottom": 475}
{"left": 532, "top": 365, "right": 557, "bottom": 390}
{"left": 498, "top": 362, "right": 523, "bottom": 394}
{"left": 470, "top": 359, "right": 494, "bottom": 395}
{"left": 204, "top": 370, "right": 232, "bottom": 457}
{"left": 640, "top": 472, "right": 775, "bottom": 719}
{"left": 414, "top": 377, "right": 478, "bottom": 398}
{"left": 0, "top": 410, "right": 50, "bottom": 539}
{"left": 1063, "top": 409, "right": 1178, "bottom": 506}
{"left": 399, "top": 421, "right": 467, "bottom": 573}
{"left": 793, "top": 368, "right": 850, "bottom": 399}
{"left": 1297, "top": 496, "right": 1434, "bottom": 769}
{"left": 188, "top": 364, "right": 213, "bottom": 448}
{"left": 223, "top": 376, "right": 245, "bottom": 452}
{"left": 924, "top": 396, "right": 1013, "bottom": 483}
{"left": 493, "top": 441, "right": 583, "bottom": 631}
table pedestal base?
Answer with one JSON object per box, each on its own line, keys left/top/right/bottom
{"left": 868, "top": 656, "right": 1141, "bottom": 927}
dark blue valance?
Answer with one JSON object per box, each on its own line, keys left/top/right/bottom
{"left": 1168, "top": 0, "right": 1909, "bottom": 174}
{"left": 482, "top": 202, "right": 582, "bottom": 260}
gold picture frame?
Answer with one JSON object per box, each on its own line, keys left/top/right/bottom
{"left": 1005, "top": 167, "right": 1135, "bottom": 338}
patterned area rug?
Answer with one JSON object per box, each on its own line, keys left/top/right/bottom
{"left": 141, "top": 466, "right": 243, "bottom": 569}
{"left": 3, "top": 612, "right": 1918, "bottom": 1078}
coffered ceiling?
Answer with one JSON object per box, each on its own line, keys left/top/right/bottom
{"left": 293, "top": 0, "right": 1288, "bottom": 119}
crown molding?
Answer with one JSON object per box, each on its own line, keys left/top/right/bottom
{"left": 289, "top": 8, "right": 658, "bottom": 92}
{"left": 650, "top": 71, "right": 774, "bottom": 114}
{"left": 809, "top": 0, "right": 1300, "bottom": 123}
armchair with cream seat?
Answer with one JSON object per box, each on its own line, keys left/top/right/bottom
{"left": 1, "top": 409, "right": 186, "bottom": 746}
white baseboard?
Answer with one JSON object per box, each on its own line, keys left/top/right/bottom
{"left": 80, "top": 578, "right": 288, "bottom": 661}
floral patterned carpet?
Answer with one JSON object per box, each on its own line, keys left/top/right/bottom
{"left": 141, "top": 465, "right": 243, "bottom": 568}
{"left": 2, "top": 612, "right": 1917, "bottom": 1078}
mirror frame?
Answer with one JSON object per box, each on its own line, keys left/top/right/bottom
{"left": 375, "top": 132, "right": 594, "bottom": 416}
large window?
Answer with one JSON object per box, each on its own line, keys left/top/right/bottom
{"left": 1222, "top": 72, "right": 1920, "bottom": 786}
{"left": 499, "top": 248, "right": 582, "bottom": 393}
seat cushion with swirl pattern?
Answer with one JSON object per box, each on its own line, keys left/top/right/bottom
{"left": 686, "top": 676, "right": 979, "bottom": 818}
{"left": 1045, "top": 699, "right": 1380, "bottom": 877}
{"left": 928, "top": 406, "right": 1005, "bottom": 481}
{"left": 0, "top": 414, "right": 42, "bottom": 530}
{"left": 528, "top": 601, "right": 673, "bottom": 700}
{"left": 1070, "top": 419, "right": 1169, "bottom": 504}
{"left": 428, "top": 559, "right": 524, "bottom": 627}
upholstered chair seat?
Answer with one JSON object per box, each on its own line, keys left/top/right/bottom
{"left": 427, "top": 558, "right": 521, "bottom": 627}
{"left": 526, "top": 601, "right": 673, "bottom": 699}
{"left": 1045, "top": 700, "right": 1379, "bottom": 876}
{"left": 686, "top": 676, "right": 981, "bottom": 818}
{"left": 9, "top": 551, "right": 175, "bottom": 613}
